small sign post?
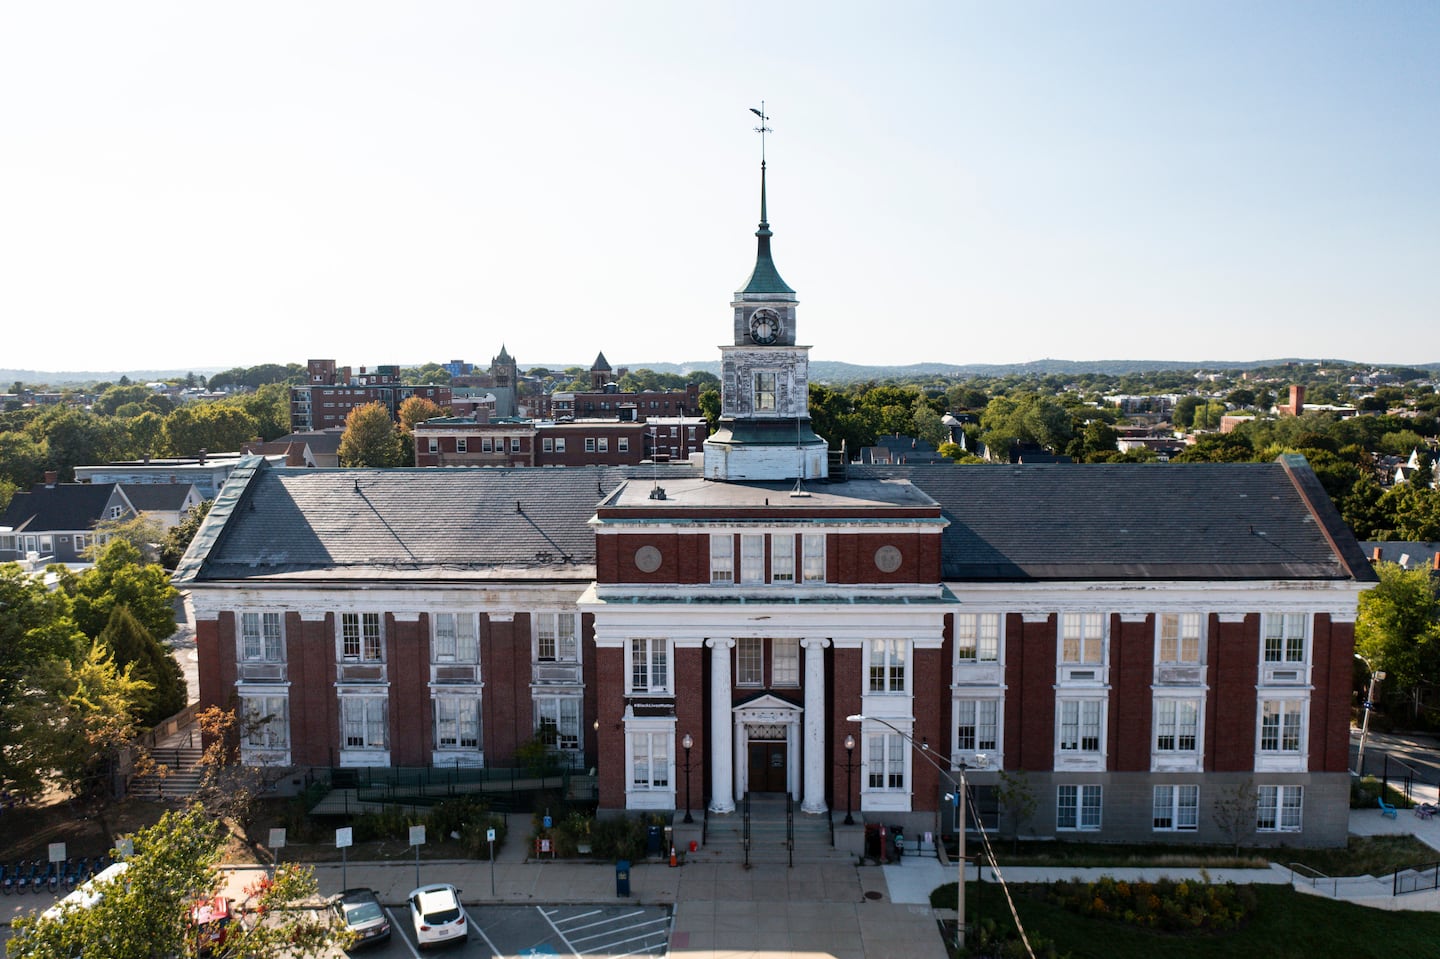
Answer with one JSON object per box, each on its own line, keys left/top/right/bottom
{"left": 336, "top": 827, "right": 353, "bottom": 890}
{"left": 269, "top": 828, "right": 286, "bottom": 880}
{"left": 410, "top": 825, "right": 426, "bottom": 890}
{"left": 487, "top": 827, "right": 497, "bottom": 895}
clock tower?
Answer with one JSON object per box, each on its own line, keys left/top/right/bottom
{"left": 703, "top": 158, "right": 829, "bottom": 482}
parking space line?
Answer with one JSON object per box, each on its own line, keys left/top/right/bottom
{"left": 544, "top": 906, "right": 603, "bottom": 922}
{"left": 385, "top": 907, "right": 424, "bottom": 958}
{"left": 558, "top": 910, "right": 649, "bottom": 934}
{"left": 465, "top": 905, "right": 502, "bottom": 957}
{"left": 536, "top": 905, "right": 582, "bottom": 957}
{"left": 569, "top": 917, "right": 669, "bottom": 944}
{"left": 575, "top": 926, "right": 669, "bottom": 955}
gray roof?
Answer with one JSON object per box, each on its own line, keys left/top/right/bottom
{"left": 176, "top": 460, "right": 651, "bottom": 584}
{"left": 176, "top": 455, "right": 1372, "bottom": 588}
{"left": 1, "top": 482, "right": 118, "bottom": 533}
{"left": 1362, "top": 541, "right": 1440, "bottom": 572}
{"left": 857, "top": 456, "right": 1374, "bottom": 582}
{"left": 120, "top": 483, "right": 196, "bottom": 511}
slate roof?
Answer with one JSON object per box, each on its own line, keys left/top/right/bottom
{"left": 177, "top": 455, "right": 1373, "bottom": 588}
{"left": 856, "top": 456, "right": 1374, "bottom": 582}
{"left": 120, "top": 483, "right": 196, "bottom": 512}
{"left": 176, "top": 460, "right": 655, "bottom": 584}
{"left": 0, "top": 483, "right": 118, "bottom": 533}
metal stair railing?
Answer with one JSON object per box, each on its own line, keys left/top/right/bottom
{"left": 786, "top": 793, "right": 794, "bottom": 868}
{"left": 742, "top": 792, "right": 752, "bottom": 868}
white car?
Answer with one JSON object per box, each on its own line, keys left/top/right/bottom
{"left": 407, "top": 883, "right": 467, "bottom": 948}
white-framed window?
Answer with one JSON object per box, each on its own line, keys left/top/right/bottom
{"left": 534, "top": 696, "right": 581, "bottom": 752}
{"left": 956, "top": 699, "right": 999, "bottom": 752}
{"left": 629, "top": 638, "right": 670, "bottom": 694}
{"left": 736, "top": 637, "right": 763, "bottom": 686}
{"left": 457, "top": 438, "right": 468, "bottom": 453}
{"left": 340, "top": 612, "right": 383, "bottom": 662}
{"left": 754, "top": 371, "right": 777, "bottom": 412}
{"left": 1058, "top": 699, "right": 1104, "bottom": 753}
{"left": 555, "top": 438, "right": 566, "bottom": 452}
{"left": 585, "top": 437, "right": 596, "bottom": 453}
{"left": 435, "top": 696, "right": 481, "bottom": 750}
{"left": 802, "top": 534, "right": 825, "bottom": 583}
{"left": 340, "top": 696, "right": 388, "bottom": 750}
{"left": 432, "top": 613, "right": 479, "bottom": 664}
{"left": 108, "top": 505, "right": 124, "bottom": 519}
{"left": 771, "top": 535, "right": 794, "bottom": 583}
{"left": 710, "top": 534, "right": 734, "bottom": 584}
{"left": 598, "top": 437, "right": 608, "bottom": 452}
{"left": 1060, "top": 613, "right": 1105, "bottom": 664}
{"left": 772, "top": 638, "right": 799, "bottom": 686}
{"left": 241, "top": 694, "right": 289, "bottom": 748}
{"left": 740, "top": 534, "right": 765, "bottom": 584}
{"left": 510, "top": 437, "right": 521, "bottom": 452}
{"left": 39, "top": 535, "right": 53, "bottom": 554}
{"left": 1158, "top": 613, "right": 1203, "bottom": 663}
{"left": 1259, "top": 699, "right": 1305, "bottom": 754}
{"left": 543, "top": 437, "right": 554, "bottom": 452}
{"left": 630, "top": 731, "right": 671, "bottom": 790}
{"left": 534, "top": 612, "right": 578, "bottom": 662}
{"left": 1153, "top": 784, "right": 1199, "bottom": 831}
{"left": 1262, "top": 613, "right": 1308, "bottom": 664}
{"left": 1256, "top": 784, "right": 1303, "bottom": 832}
{"left": 428, "top": 438, "right": 439, "bottom": 453}
{"left": 866, "top": 732, "right": 906, "bottom": 790}
{"left": 618, "top": 437, "right": 629, "bottom": 452}
{"left": 955, "top": 613, "right": 1001, "bottom": 662}
{"left": 1057, "top": 784, "right": 1102, "bottom": 831}
{"left": 868, "top": 639, "right": 907, "bottom": 693}
{"left": 240, "top": 612, "right": 284, "bottom": 662}
{"left": 1154, "top": 698, "right": 1200, "bottom": 753}
{"left": 73, "top": 534, "right": 87, "bottom": 552}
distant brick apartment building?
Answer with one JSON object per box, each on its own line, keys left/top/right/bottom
{"left": 290, "top": 359, "right": 451, "bottom": 431}
{"left": 413, "top": 416, "right": 707, "bottom": 467}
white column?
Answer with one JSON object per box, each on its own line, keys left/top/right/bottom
{"left": 801, "top": 638, "right": 829, "bottom": 814}
{"left": 707, "top": 638, "right": 735, "bottom": 813}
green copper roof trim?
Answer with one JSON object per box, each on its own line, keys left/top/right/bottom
{"left": 739, "top": 162, "right": 794, "bottom": 295}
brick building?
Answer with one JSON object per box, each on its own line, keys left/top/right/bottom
{"left": 177, "top": 161, "right": 1372, "bottom": 847}
{"left": 412, "top": 416, "right": 708, "bottom": 468}
{"left": 290, "top": 359, "right": 451, "bottom": 431}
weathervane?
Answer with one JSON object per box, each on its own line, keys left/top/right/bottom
{"left": 750, "top": 102, "right": 771, "bottom": 165}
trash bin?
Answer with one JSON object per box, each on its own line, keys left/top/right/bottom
{"left": 646, "top": 825, "right": 663, "bottom": 857}
{"left": 615, "top": 860, "right": 631, "bottom": 897}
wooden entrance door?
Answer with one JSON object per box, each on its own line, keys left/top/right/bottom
{"left": 747, "top": 741, "right": 787, "bottom": 794}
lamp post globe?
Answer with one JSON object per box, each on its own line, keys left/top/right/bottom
{"left": 843, "top": 734, "right": 856, "bottom": 825}
{"left": 681, "top": 732, "right": 694, "bottom": 824}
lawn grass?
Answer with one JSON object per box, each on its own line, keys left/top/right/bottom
{"left": 935, "top": 883, "right": 1440, "bottom": 959}
{"left": 1277, "top": 834, "right": 1440, "bottom": 877}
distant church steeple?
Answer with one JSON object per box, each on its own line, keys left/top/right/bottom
{"left": 704, "top": 105, "right": 828, "bottom": 483}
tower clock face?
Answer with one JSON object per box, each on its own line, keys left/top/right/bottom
{"left": 749, "top": 309, "right": 781, "bottom": 345}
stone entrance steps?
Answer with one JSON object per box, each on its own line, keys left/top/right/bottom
{"left": 696, "top": 794, "right": 852, "bottom": 865}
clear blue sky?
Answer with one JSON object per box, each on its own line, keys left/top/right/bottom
{"left": 2, "top": 1, "right": 1435, "bottom": 373}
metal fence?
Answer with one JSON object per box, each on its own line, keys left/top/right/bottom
{"left": 1394, "top": 860, "right": 1440, "bottom": 896}
{"left": 313, "top": 765, "right": 577, "bottom": 816}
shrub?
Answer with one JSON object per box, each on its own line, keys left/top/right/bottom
{"left": 1047, "top": 874, "right": 1256, "bottom": 933}
{"left": 591, "top": 815, "right": 648, "bottom": 861}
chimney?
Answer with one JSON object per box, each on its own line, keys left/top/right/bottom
{"left": 198, "top": 448, "right": 208, "bottom": 465}
{"left": 44, "top": 470, "right": 58, "bottom": 487}
{"left": 1372, "top": 547, "right": 1383, "bottom": 562}
{"left": 1433, "top": 553, "right": 1439, "bottom": 572}
{"left": 1289, "top": 385, "right": 1305, "bottom": 415}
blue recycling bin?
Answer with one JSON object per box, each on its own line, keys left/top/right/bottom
{"left": 615, "top": 860, "right": 631, "bottom": 896}
{"left": 646, "top": 825, "right": 663, "bottom": 856}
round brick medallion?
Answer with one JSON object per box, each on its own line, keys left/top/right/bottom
{"left": 874, "top": 545, "right": 902, "bottom": 573}
{"left": 634, "top": 545, "right": 663, "bottom": 573}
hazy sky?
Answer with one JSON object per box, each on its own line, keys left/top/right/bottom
{"left": 2, "top": 1, "right": 1436, "bottom": 374}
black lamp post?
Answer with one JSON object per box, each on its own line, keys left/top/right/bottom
{"left": 681, "top": 732, "right": 694, "bottom": 824}
{"left": 843, "top": 734, "right": 856, "bottom": 825}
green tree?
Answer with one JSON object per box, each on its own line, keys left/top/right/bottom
{"left": 95, "top": 384, "right": 153, "bottom": 416}
{"left": 91, "top": 514, "right": 167, "bottom": 564}
{"left": 95, "top": 604, "right": 186, "bottom": 725}
{"left": 338, "top": 401, "right": 405, "bottom": 467}
{"left": 218, "top": 382, "right": 291, "bottom": 440}
{"left": 0, "top": 430, "right": 48, "bottom": 488}
{"left": 25, "top": 406, "right": 129, "bottom": 481}
{"left": 996, "top": 769, "right": 1037, "bottom": 853}
{"left": 9, "top": 805, "right": 346, "bottom": 959}
{"left": 160, "top": 500, "right": 213, "bottom": 569}
{"left": 979, "top": 392, "right": 1074, "bottom": 455}
{"left": 126, "top": 410, "right": 166, "bottom": 458}
{"left": 697, "top": 389, "right": 720, "bottom": 433}
{"left": 398, "top": 395, "right": 448, "bottom": 432}
{"left": 1355, "top": 562, "right": 1440, "bottom": 711}
{"left": 59, "top": 538, "right": 179, "bottom": 642}
{"left": 161, "top": 403, "right": 260, "bottom": 457}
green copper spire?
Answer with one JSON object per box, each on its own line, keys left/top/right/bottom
{"left": 739, "top": 160, "right": 794, "bottom": 295}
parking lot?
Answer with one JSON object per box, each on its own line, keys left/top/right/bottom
{"left": 366, "top": 903, "right": 672, "bottom": 958}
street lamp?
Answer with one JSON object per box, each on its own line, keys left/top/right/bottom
{"left": 681, "top": 732, "right": 694, "bottom": 824}
{"left": 1357, "top": 663, "right": 1386, "bottom": 777}
{"left": 848, "top": 714, "right": 972, "bottom": 952}
{"left": 843, "top": 734, "right": 856, "bottom": 825}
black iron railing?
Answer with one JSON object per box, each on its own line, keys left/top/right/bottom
{"left": 785, "top": 793, "right": 794, "bottom": 868}
{"left": 1395, "top": 861, "right": 1440, "bottom": 896}
{"left": 742, "top": 792, "right": 752, "bottom": 868}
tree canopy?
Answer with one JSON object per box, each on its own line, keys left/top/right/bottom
{"left": 1355, "top": 562, "right": 1440, "bottom": 713}
{"left": 338, "top": 401, "right": 406, "bottom": 467}
{"left": 58, "top": 538, "right": 179, "bottom": 642}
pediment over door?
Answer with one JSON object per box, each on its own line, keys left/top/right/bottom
{"left": 732, "top": 693, "right": 802, "bottom": 725}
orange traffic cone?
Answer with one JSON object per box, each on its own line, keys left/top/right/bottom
{"left": 669, "top": 845, "right": 678, "bottom": 867}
